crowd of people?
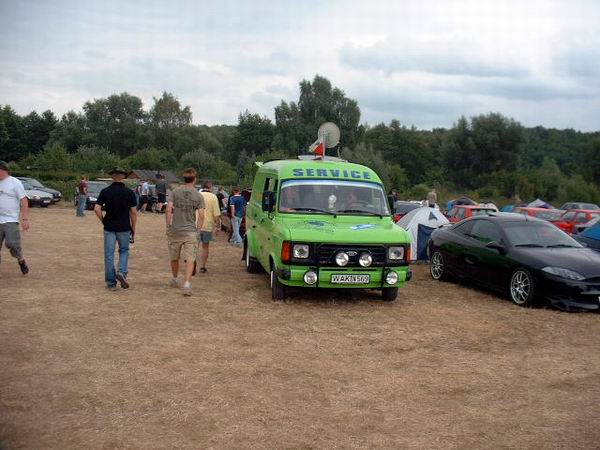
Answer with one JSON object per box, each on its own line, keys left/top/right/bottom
{"left": 0, "top": 162, "right": 248, "bottom": 298}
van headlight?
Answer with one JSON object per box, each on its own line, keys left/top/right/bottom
{"left": 388, "top": 246, "right": 405, "bottom": 260}
{"left": 359, "top": 253, "right": 373, "bottom": 267}
{"left": 335, "top": 252, "right": 349, "bottom": 266}
{"left": 541, "top": 266, "right": 585, "bottom": 281}
{"left": 293, "top": 244, "right": 310, "bottom": 259}
{"left": 386, "top": 271, "right": 399, "bottom": 285}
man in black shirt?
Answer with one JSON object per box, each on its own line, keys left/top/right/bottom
{"left": 155, "top": 173, "right": 167, "bottom": 214}
{"left": 94, "top": 168, "right": 137, "bottom": 290}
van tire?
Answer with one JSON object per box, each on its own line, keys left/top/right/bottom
{"left": 381, "top": 287, "right": 398, "bottom": 302}
{"left": 271, "top": 269, "right": 287, "bottom": 301}
{"left": 245, "top": 240, "right": 262, "bottom": 274}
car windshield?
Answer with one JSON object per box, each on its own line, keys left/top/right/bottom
{"left": 21, "top": 180, "right": 33, "bottom": 190}
{"left": 279, "top": 179, "right": 390, "bottom": 216}
{"left": 504, "top": 222, "right": 583, "bottom": 248}
{"left": 534, "top": 210, "right": 563, "bottom": 221}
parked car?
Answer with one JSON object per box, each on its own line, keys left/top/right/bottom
{"left": 19, "top": 179, "right": 53, "bottom": 207}
{"left": 428, "top": 213, "right": 600, "bottom": 311}
{"left": 85, "top": 181, "right": 109, "bottom": 210}
{"left": 392, "top": 201, "right": 422, "bottom": 222}
{"left": 446, "top": 205, "right": 497, "bottom": 223}
{"left": 17, "top": 177, "right": 62, "bottom": 203}
{"left": 559, "top": 202, "right": 599, "bottom": 211}
{"left": 513, "top": 207, "right": 564, "bottom": 221}
{"left": 553, "top": 209, "right": 600, "bottom": 234}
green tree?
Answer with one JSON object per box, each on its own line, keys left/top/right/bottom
{"left": 22, "top": 110, "right": 58, "bottom": 155}
{"left": 83, "top": 92, "right": 149, "bottom": 156}
{"left": 149, "top": 92, "right": 192, "bottom": 152}
{"left": 179, "top": 149, "right": 236, "bottom": 184}
{"left": 125, "top": 148, "right": 175, "bottom": 171}
{"left": 228, "top": 110, "right": 274, "bottom": 163}
{"left": 48, "top": 111, "right": 89, "bottom": 152}
{"left": 0, "top": 105, "right": 26, "bottom": 161}
{"left": 34, "top": 143, "right": 74, "bottom": 172}
{"left": 273, "top": 75, "right": 361, "bottom": 153}
{"left": 73, "top": 145, "right": 121, "bottom": 174}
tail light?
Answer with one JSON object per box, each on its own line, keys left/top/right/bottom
{"left": 281, "top": 241, "right": 292, "bottom": 264}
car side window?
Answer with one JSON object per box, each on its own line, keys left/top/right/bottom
{"left": 457, "top": 208, "right": 466, "bottom": 219}
{"left": 562, "top": 212, "right": 576, "bottom": 221}
{"left": 453, "top": 221, "right": 473, "bottom": 236}
{"left": 448, "top": 208, "right": 457, "bottom": 217}
{"left": 470, "top": 220, "right": 503, "bottom": 244}
{"left": 575, "top": 212, "right": 588, "bottom": 223}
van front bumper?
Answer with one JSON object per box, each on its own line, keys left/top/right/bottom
{"left": 278, "top": 266, "right": 411, "bottom": 289}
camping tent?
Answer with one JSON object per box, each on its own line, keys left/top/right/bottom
{"left": 500, "top": 204, "right": 515, "bottom": 212}
{"left": 398, "top": 207, "right": 449, "bottom": 261}
{"left": 527, "top": 198, "right": 553, "bottom": 209}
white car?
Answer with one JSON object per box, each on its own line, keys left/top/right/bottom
{"left": 20, "top": 179, "right": 53, "bottom": 207}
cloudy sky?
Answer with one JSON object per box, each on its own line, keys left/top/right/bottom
{"left": 1, "top": 0, "right": 599, "bottom": 130}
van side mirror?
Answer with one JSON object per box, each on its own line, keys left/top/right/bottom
{"left": 485, "top": 241, "right": 506, "bottom": 254}
{"left": 262, "top": 191, "right": 276, "bottom": 213}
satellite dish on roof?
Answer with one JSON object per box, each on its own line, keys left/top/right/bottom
{"left": 318, "top": 122, "right": 340, "bottom": 148}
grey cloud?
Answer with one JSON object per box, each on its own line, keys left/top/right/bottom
{"left": 231, "top": 50, "right": 299, "bottom": 76}
{"left": 340, "top": 42, "right": 528, "bottom": 78}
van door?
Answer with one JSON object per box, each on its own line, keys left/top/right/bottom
{"left": 256, "top": 175, "right": 278, "bottom": 269}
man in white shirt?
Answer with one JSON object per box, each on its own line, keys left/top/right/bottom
{"left": 0, "top": 160, "right": 30, "bottom": 274}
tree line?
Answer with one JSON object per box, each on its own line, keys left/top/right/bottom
{"left": 1, "top": 75, "right": 599, "bottom": 204}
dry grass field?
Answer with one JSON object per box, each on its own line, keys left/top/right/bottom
{"left": 1, "top": 206, "right": 599, "bottom": 449}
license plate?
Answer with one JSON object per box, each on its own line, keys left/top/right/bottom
{"left": 43, "top": 200, "right": 50, "bottom": 203}
{"left": 331, "top": 274, "right": 370, "bottom": 284}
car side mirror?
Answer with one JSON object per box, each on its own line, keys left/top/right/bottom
{"left": 485, "top": 241, "right": 506, "bottom": 254}
{"left": 262, "top": 191, "right": 276, "bottom": 213}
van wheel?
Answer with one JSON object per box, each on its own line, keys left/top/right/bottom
{"left": 381, "top": 287, "right": 398, "bottom": 302}
{"left": 271, "top": 269, "right": 287, "bottom": 301}
{"left": 245, "top": 240, "right": 262, "bottom": 274}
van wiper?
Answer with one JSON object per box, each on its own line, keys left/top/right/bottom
{"left": 336, "top": 208, "right": 383, "bottom": 218}
{"left": 293, "top": 207, "right": 337, "bottom": 217}
{"left": 514, "top": 243, "right": 544, "bottom": 247}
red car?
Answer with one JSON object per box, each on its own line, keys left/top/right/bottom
{"left": 446, "top": 205, "right": 497, "bottom": 223}
{"left": 553, "top": 209, "right": 600, "bottom": 234}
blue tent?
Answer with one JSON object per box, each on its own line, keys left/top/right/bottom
{"left": 501, "top": 204, "right": 515, "bottom": 212}
{"left": 581, "top": 222, "right": 600, "bottom": 241}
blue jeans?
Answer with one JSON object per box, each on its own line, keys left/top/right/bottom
{"left": 231, "top": 216, "right": 243, "bottom": 245}
{"left": 76, "top": 195, "right": 87, "bottom": 216}
{"left": 103, "top": 230, "right": 130, "bottom": 287}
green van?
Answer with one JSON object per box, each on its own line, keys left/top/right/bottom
{"left": 244, "top": 155, "right": 412, "bottom": 301}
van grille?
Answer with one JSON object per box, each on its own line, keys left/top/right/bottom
{"left": 317, "top": 244, "right": 387, "bottom": 267}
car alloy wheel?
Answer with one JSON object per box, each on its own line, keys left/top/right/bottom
{"left": 509, "top": 269, "right": 535, "bottom": 307}
{"left": 430, "top": 251, "right": 445, "bottom": 280}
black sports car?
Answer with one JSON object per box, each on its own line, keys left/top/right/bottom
{"left": 428, "top": 213, "right": 600, "bottom": 311}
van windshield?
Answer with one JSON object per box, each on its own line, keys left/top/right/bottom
{"left": 279, "top": 179, "right": 390, "bottom": 216}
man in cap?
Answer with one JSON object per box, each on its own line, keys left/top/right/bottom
{"left": 166, "top": 167, "right": 205, "bottom": 296}
{"left": 0, "top": 160, "right": 30, "bottom": 274}
{"left": 94, "top": 167, "right": 137, "bottom": 291}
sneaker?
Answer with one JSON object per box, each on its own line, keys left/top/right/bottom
{"left": 18, "top": 259, "right": 29, "bottom": 275}
{"left": 182, "top": 285, "right": 192, "bottom": 296}
{"left": 116, "top": 272, "right": 129, "bottom": 289}
{"left": 106, "top": 285, "right": 118, "bottom": 291}
{"left": 169, "top": 278, "right": 179, "bottom": 288}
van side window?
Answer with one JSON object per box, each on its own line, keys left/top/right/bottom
{"left": 263, "top": 177, "right": 272, "bottom": 192}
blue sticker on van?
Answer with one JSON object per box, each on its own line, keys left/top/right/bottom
{"left": 351, "top": 224, "right": 376, "bottom": 230}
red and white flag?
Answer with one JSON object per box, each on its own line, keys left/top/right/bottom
{"left": 309, "top": 140, "right": 325, "bottom": 157}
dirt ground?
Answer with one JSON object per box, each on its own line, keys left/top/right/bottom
{"left": 1, "top": 206, "right": 599, "bottom": 450}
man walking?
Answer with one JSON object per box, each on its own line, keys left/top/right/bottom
{"left": 155, "top": 173, "right": 167, "bottom": 213}
{"left": 0, "top": 160, "right": 29, "bottom": 274}
{"left": 94, "top": 167, "right": 137, "bottom": 291}
{"left": 76, "top": 175, "right": 88, "bottom": 217}
{"left": 166, "top": 168, "right": 205, "bottom": 296}
{"left": 229, "top": 187, "right": 246, "bottom": 247}
{"left": 196, "top": 181, "right": 221, "bottom": 274}
{"left": 137, "top": 179, "right": 149, "bottom": 213}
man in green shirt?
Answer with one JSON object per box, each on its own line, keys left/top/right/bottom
{"left": 166, "top": 168, "right": 205, "bottom": 296}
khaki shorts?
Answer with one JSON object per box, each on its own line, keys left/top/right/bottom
{"left": 167, "top": 232, "right": 198, "bottom": 261}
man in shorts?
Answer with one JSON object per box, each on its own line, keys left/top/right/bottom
{"left": 166, "top": 168, "right": 205, "bottom": 296}
{"left": 155, "top": 173, "right": 167, "bottom": 213}
{"left": 0, "top": 160, "right": 30, "bottom": 274}
{"left": 196, "top": 181, "right": 221, "bottom": 274}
